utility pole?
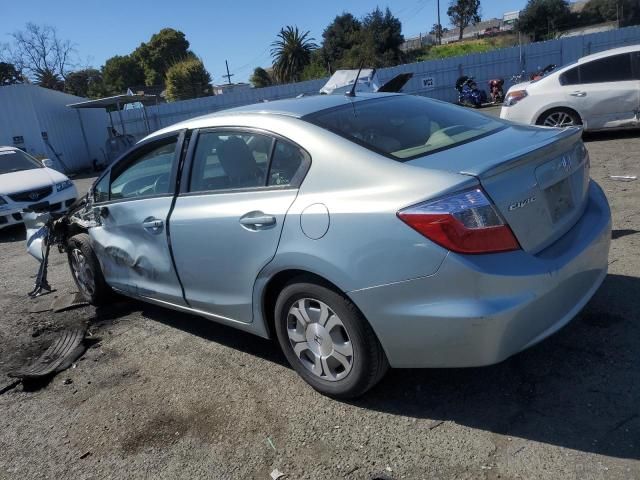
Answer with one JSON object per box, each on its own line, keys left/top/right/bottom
{"left": 437, "top": 0, "right": 442, "bottom": 45}
{"left": 222, "top": 60, "right": 234, "bottom": 85}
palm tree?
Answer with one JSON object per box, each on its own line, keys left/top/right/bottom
{"left": 270, "top": 26, "right": 317, "bottom": 83}
{"left": 34, "top": 68, "right": 64, "bottom": 90}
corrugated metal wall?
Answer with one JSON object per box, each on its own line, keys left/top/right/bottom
{"left": 115, "top": 25, "right": 640, "bottom": 139}
{"left": 0, "top": 84, "right": 108, "bottom": 172}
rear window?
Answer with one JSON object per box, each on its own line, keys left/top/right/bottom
{"left": 303, "top": 95, "right": 505, "bottom": 161}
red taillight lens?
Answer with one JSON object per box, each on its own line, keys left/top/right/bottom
{"left": 397, "top": 188, "right": 520, "bottom": 254}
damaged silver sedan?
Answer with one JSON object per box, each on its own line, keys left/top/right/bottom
{"left": 25, "top": 93, "right": 611, "bottom": 398}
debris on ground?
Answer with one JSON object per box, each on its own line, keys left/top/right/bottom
{"left": 8, "top": 327, "right": 88, "bottom": 382}
{"left": 270, "top": 468, "right": 285, "bottom": 479}
{"left": 266, "top": 437, "right": 276, "bottom": 451}
{"left": 52, "top": 292, "right": 88, "bottom": 313}
{"left": 609, "top": 175, "right": 637, "bottom": 182}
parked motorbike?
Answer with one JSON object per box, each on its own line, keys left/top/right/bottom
{"left": 530, "top": 64, "right": 557, "bottom": 81}
{"left": 455, "top": 76, "right": 487, "bottom": 108}
{"left": 487, "top": 78, "right": 504, "bottom": 104}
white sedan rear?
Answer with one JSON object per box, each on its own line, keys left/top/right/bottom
{"left": 0, "top": 147, "right": 78, "bottom": 229}
{"left": 501, "top": 45, "right": 640, "bottom": 131}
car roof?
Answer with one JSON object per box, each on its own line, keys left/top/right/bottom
{"left": 578, "top": 44, "right": 640, "bottom": 63}
{"left": 147, "top": 92, "right": 401, "bottom": 138}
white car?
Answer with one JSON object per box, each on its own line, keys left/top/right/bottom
{"left": 501, "top": 45, "right": 640, "bottom": 131}
{"left": 0, "top": 146, "right": 78, "bottom": 230}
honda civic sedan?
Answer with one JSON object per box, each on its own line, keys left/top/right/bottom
{"left": 61, "top": 93, "right": 611, "bottom": 398}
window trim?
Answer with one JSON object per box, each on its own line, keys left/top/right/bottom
{"left": 180, "top": 126, "right": 311, "bottom": 196}
{"left": 92, "top": 130, "right": 186, "bottom": 205}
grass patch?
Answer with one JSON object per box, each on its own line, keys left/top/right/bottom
{"left": 413, "top": 35, "right": 520, "bottom": 62}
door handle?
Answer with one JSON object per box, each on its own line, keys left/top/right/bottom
{"left": 570, "top": 91, "right": 586, "bottom": 97}
{"left": 142, "top": 217, "right": 164, "bottom": 233}
{"left": 239, "top": 212, "right": 276, "bottom": 230}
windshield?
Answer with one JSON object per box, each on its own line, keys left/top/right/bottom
{"left": 0, "top": 149, "right": 43, "bottom": 174}
{"left": 303, "top": 95, "right": 505, "bottom": 161}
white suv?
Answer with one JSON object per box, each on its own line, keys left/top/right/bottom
{"left": 501, "top": 45, "right": 640, "bottom": 131}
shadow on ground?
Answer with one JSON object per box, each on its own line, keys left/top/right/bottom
{"left": 91, "top": 274, "right": 639, "bottom": 460}
{"left": 583, "top": 129, "right": 640, "bottom": 142}
{"left": 0, "top": 224, "right": 25, "bottom": 243}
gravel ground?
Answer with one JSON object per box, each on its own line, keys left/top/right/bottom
{"left": 0, "top": 127, "right": 639, "bottom": 480}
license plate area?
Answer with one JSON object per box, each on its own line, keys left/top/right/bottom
{"left": 545, "top": 177, "right": 574, "bottom": 223}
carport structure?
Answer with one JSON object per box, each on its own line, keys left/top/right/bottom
{"left": 68, "top": 93, "right": 158, "bottom": 162}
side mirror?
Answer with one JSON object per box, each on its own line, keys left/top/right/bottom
{"left": 41, "top": 158, "right": 54, "bottom": 168}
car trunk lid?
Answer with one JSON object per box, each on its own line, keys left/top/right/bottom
{"left": 407, "top": 125, "right": 589, "bottom": 253}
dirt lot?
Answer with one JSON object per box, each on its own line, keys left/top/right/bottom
{"left": 0, "top": 128, "right": 639, "bottom": 480}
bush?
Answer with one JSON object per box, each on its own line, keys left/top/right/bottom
{"left": 165, "top": 57, "right": 212, "bottom": 101}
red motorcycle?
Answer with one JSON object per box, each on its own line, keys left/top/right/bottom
{"left": 488, "top": 78, "right": 504, "bottom": 104}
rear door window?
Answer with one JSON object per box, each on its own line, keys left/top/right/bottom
{"left": 189, "top": 132, "right": 272, "bottom": 193}
{"left": 268, "top": 141, "right": 309, "bottom": 186}
{"left": 578, "top": 53, "right": 634, "bottom": 83}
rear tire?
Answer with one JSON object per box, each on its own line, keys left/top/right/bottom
{"left": 274, "top": 277, "right": 388, "bottom": 398}
{"left": 537, "top": 108, "right": 582, "bottom": 128}
{"left": 67, "top": 233, "right": 111, "bottom": 306}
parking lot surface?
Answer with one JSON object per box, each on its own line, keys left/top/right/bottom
{"left": 0, "top": 129, "right": 639, "bottom": 479}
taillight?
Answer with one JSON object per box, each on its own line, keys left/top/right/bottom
{"left": 504, "top": 89, "right": 527, "bottom": 106}
{"left": 397, "top": 188, "right": 520, "bottom": 254}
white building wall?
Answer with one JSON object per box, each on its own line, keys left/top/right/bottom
{"left": 0, "top": 84, "right": 108, "bottom": 172}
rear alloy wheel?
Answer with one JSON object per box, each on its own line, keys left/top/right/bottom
{"left": 538, "top": 109, "right": 581, "bottom": 128}
{"left": 274, "top": 278, "right": 388, "bottom": 398}
{"left": 67, "top": 233, "right": 111, "bottom": 306}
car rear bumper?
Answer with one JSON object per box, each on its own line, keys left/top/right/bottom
{"left": 349, "top": 180, "right": 611, "bottom": 368}
{"left": 500, "top": 103, "right": 534, "bottom": 125}
{"left": 0, "top": 188, "right": 78, "bottom": 230}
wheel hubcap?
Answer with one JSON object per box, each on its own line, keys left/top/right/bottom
{"left": 286, "top": 298, "right": 354, "bottom": 381}
{"left": 71, "top": 248, "right": 95, "bottom": 298}
{"left": 543, "top": 111, "right": 576, "bottom": 127}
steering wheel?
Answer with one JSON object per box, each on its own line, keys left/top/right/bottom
{"left": 152, "top": 172, "right": 171, "bottom": 194}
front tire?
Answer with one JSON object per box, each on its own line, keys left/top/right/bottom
{"left": 274, "top": 277, "right": 388, "bottom": 398}
{"left": 67, "top": 233, "right": 111, "bottom": 306}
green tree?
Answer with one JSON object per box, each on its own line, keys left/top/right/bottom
{"left": 249, "top": 67, "right": 273, "bottom": 88}
{"left": 164, "top": 57, "right": 212, "bottom": 101}
{"left": 581, "top": 0, "right": 640, "bottom": 26}
{"left": 321, "top": 13, "right": 361, "bottom": 68}
{"left": 301, "top": 51, "right": 329, "bottom": 80}
{"left": 34, "top": 67, "right": 64, "bottom": 90}
{"left": 517, "top": 0, "right": 572, "bottom": 40}
{"left": 134, "top": 28, "right": 191, "bottom": 86}
{"left": 64, "top": 68, "right": 105, "bottom": 98}
{"left": 338, "top": 7, "right": 404, "bottom": 68}
{"left": 447, "top": 0, "right": 482, "bottom": 40}
{"left": 102, "top": 55, "right": 145, "bottom": 94}
{"left": 0, "top": 62, "right": 23, "bottom": 85}
{"left": 270, "top": 26, "right": 318, "bottom": 83}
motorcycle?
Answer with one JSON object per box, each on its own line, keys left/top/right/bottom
{"left": 530, "top": 64, "right": 557, "bottom": 81}
{"left": 487, "top": 78, "right": 504, "bottom": 104}
{"left": 455, "top": 76, "right": 487, "bottom": 108}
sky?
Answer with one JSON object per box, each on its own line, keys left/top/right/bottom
{"left": 2, "top": 0, "right": 529, "bottom": 83}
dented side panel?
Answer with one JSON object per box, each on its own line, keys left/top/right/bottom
{"left": 89, "top": 196, "right": 186, "bottom": 305}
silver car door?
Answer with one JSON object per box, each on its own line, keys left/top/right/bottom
{"left": 89, "top": 132, "right": 187, "bottom": 305}
{"left": 169, "top": 129, "right": 310, "bottom": 322}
